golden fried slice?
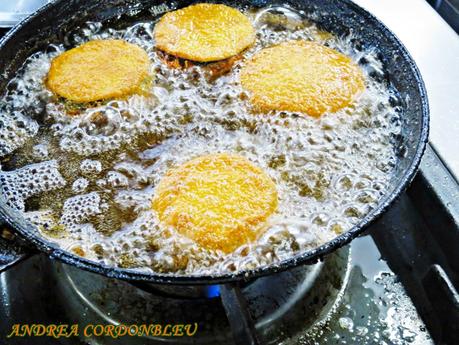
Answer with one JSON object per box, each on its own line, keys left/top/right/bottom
{"left": 152, "top": 153, "right": 278, "bottom": 253}
{"left": 154, "top": 3, "right": 255, "bottom": 62}
{"left": 46, "top": 40, "right": 150, "bottom": 103}
{"left": 240, "top": 40, "right": 365, "bottom": 117}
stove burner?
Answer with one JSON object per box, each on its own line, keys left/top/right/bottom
{"left": 50, "top": 247, "right": 350, "bottom": 344}
{"left": 128, "top": 281, "right": 223, "bottom": 299}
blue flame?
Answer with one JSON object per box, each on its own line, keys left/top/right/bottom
{"left": 205, "top": 285, "right": 221, "bottom": 298}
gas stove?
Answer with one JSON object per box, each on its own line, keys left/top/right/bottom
{"left": 1, "top": 1, "right": 459, "bottom": 344}
{"left": 0, "top": 227, "right": 433, "bottom": 345}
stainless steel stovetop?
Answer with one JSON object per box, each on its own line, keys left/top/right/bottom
{"left": 0, "top": 235, "right": 432, "bottom": 345}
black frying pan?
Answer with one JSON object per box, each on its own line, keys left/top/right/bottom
{"left": 0, "top": 0, "right": 429, "bottom": 284}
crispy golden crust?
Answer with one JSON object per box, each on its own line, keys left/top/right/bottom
{"left": 152, "top": 153, "right": 278, "bottom": 253}
{"left": 46, "top": 39, "right": 150, "bottom": 103}
{"left": 154, "top": 3, "right": 255, "bottom": 62}
{"left": 240, "top": 40, "right": 365, "bottom": 117}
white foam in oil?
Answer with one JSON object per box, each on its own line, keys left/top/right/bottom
{"left": 0, "top": 6, "right": 401, "bottom": 276}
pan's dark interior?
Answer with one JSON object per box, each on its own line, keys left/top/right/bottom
{"left": 0, "top": 0, "right": 429, "bottom": 283}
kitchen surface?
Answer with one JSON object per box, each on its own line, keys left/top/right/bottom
{"left": 354, "top": 0, "right": 459, "bottom": 183}
{"left": 0, "top": 1, "right": 458, "bottom": 344}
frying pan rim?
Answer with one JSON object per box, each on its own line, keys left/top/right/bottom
{"left": 0, "top": 0, "right": 430, "bottom": 284}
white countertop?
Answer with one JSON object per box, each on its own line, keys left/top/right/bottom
{"left": 354, "top": 0, "right": 459, "bottom": 181}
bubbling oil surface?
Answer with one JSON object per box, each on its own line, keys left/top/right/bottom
{"left": 0, "top": 6, "right": 401, "bottom": 276}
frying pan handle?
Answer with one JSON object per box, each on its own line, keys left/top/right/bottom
{"left": 0, "top": 223, "right": 33, "bottom": 272}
